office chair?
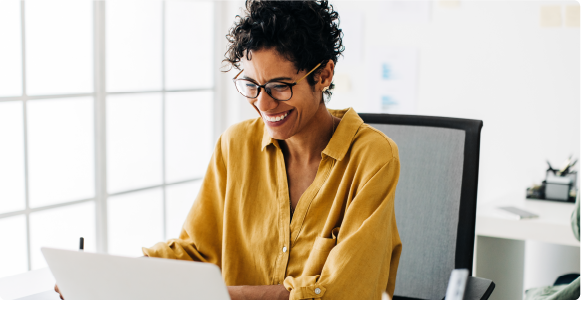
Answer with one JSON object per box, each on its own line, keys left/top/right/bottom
{"left": 359, "top": 113, "right": 494, "bottom": 300}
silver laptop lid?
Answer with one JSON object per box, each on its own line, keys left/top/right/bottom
{"left": 42, "top": 247, "right": 230, "bottom": 300}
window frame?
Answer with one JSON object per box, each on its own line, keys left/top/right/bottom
{"left": 0, "top": 0, "right": 219, "bottom": 272}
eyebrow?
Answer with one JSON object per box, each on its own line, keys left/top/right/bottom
{"left": 241, "top": 75, "right": 294, "bottom": 83}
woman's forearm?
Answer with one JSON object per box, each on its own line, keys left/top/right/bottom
{"left": 228, "top": 285, "right": 290, "bottom": 300}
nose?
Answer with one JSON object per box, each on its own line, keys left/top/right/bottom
{"left": 253, "top": 88, "right": 278, "bottom": 114}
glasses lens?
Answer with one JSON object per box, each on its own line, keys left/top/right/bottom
{"left": 235, "top": 79, "right": 259, "bottom": 98}
{"left": 265, "top": 82, "right": 292, "bottom": 101}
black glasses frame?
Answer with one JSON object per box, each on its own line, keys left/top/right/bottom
{"left": 232, "top": 62, "right": 323, "bottom": 102}
{"left": 231, "top": 79, "right": 297, "bottom": 101}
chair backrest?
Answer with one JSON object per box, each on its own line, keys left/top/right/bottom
{"left": 359, "top": 113, "right": 483, "bottom": 300}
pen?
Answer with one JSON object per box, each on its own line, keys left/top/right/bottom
{"left": 79, "top": 237, "right": 84, "bottom": 251}
{"left": 559, "top": 158, "right": 577, "bottom": 176}
{"left": 547, "top": 160, "right": 556, "bottom": 175}
{"left": 570, "top": 159, "right": 577, "bottom": 170}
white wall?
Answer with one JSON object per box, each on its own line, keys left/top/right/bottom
{"left": 331, "top": 0, "right": 580, "bottom": 204}
{"left": 218, "top": 0, "right": 580, "bottom": 205}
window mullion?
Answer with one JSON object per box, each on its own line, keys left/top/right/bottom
{"left": 94, "top": 0, "right": 108, "bottom": 254}
{"left": 20, "top": 0, "right": 32, "bottom": 272}
{"left": 161, "top": 0, "right": 167, "bottom": 241}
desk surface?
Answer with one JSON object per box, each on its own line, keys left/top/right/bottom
{"left": 476, "top": 192, "right": 578, "bottom": 247}
{"left": 0, "top": 268, "right": 59, "bottom": 300}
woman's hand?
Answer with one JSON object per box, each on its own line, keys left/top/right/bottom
{"left": 54, "top": 284, "right": 64, "bottom": 300}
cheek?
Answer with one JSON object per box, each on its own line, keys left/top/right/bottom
{"left": 292, "top": 87, "right": 319, "bottom": 113}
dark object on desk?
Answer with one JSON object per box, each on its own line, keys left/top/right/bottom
{"left": 360, "top": 113, "right": 494, "bottom": 300}
{"left": 526, "top": 157, "right": 577, "bottom": 203}
{"left": 554, "top": 273, "right": 580, "bottom": 286}
{"left": 498, "top": 206, "right": 539, "bottom": 219}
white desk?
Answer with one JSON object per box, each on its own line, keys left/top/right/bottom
{"left": 0, "top": 268, "right": 60, "bottom": 300}
{"left": 474, "top": 192, "right": 579, "bottom": 300}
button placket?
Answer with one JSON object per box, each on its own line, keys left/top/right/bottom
{"left": 275, "top": 145, "right": 291, "bottom": 286}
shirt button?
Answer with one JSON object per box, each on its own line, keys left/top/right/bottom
{"left": 282, "top": 246, "right": 287, "bottom": 253}
{"left": 315, "top": 288, "right": 321, "bottom": 295}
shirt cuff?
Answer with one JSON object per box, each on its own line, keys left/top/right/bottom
{"left": 283, "top": 275, "right": 327, "bottom": 300}
{"left": 142, "top": 240, "right": 186, "bottom": 260}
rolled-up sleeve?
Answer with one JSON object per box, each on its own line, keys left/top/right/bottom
{"left": 142, "top": 136, "right": 227, "bottom": 265}
{"left": 284, "top": 156, "right": 402, "bottom": 300}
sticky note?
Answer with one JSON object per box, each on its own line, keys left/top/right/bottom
{"left": 565, "top": 5, "right": 580, "bottom": 27}
{"left": 438, "top": 1, "right": 461, "bottom": 8}
{"left": 540, "top": 5, "right": 562, "bottom": 28}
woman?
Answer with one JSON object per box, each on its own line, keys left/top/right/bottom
{"left": 58, "top": 0, "right": 402, "bottom": 300}
{"left": 148, "top": 0, "right": 401, "bottom": 300}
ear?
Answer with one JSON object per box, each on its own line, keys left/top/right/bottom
{"left": 317, "top": 60, "right": 335, "bottom": 91}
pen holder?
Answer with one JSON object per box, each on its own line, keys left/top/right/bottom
{"left": 544, "top": 170, "right": 577, "bottom": 202}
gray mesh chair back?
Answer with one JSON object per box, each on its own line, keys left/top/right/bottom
{"left": 359, "top": 113, "right": 483, "bottom": 300}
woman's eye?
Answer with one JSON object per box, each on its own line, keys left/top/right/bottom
{"left": 245, "top": 83, "right": 257, "bottom": 89}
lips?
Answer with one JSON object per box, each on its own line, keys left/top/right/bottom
{"left": 262, "top": 109, "right": 293, "bottom": 127}
{"left": 263, "top": 110, "right": 290, "bottom": 122}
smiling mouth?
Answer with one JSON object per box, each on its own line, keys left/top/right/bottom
{"left": 263, "top": 109, "right": 293, "bottom": 123}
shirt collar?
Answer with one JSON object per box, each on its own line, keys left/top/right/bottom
{"left": 261, "top": 107, "right": 364, "bottom": 161}
{"left": 261, "top": 122, "right": 275, "bottom": 151}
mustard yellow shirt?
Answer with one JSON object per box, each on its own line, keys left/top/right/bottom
{"left": 143, "top": 107, "right": 402, "bottom": 300}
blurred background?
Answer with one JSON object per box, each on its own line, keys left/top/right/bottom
{"left": 0, "top": 0, "right": 579, "bottom": 299}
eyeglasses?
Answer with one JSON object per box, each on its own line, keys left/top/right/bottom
{"left": 232, "top": 62, "right": 322, "bottom": 101}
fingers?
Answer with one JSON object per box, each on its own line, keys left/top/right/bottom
{"left": 54, "top": 284, "right": 64, "bottom": 300}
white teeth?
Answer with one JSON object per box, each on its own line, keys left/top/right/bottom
{"left": 266, "top": 112, "right": 289, "bottom": 122}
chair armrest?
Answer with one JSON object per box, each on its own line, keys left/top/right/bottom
{"left": 464, "top": 276, "right": 495, "bottom": 300}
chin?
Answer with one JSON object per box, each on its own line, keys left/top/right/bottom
{"left": 266, "top": 127, "right": 292, "bottom": 140}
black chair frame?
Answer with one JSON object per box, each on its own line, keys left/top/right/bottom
{"left": 359, "top": 113, "right": 493, "bottom": 300}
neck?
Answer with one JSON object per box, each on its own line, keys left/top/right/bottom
{"left": 279, "top": 103, "right": 338, "bottom": 164}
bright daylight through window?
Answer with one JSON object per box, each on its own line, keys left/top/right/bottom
{"left": 0, "top": 0, "right": 215, "bottom": 277}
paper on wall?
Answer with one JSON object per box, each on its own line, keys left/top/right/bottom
{"left": 379, "top": 0, "right": 431, "bottom": 24}
{"left": 332, "top": 73, "right": 351, "bottom": 93}
{"left": 364, "top": 47, "right": 419, "bottom": 114}
{"left": 438, "top": 1, "right": 461, "bottom": 9}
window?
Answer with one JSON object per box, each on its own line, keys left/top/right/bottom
{"left": 0, "top": 0, "right": 214, "bottom": 277}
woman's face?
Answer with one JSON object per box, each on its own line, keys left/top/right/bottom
{"left": 240, "top": 48, "right": 326, "bottom": 140}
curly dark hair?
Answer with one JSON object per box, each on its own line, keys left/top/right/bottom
{"left": 223, "top": 0, "right": 344, "bottom": 102}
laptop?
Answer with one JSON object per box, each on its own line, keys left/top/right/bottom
{"left": 41, "top": 247, "right": 230, "bottom": 300}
